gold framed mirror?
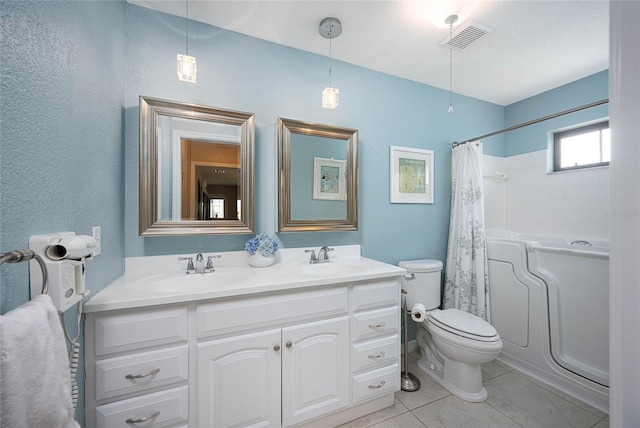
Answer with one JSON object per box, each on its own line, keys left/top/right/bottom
{"left": 139, "top": 96, "right": 255, "bottom": 236}
{"left": 278, "top": 118, "right": 358, "bottom": 232}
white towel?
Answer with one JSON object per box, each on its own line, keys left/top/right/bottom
{"left": 0, "top": 294, "right": 80, "bottom": 428}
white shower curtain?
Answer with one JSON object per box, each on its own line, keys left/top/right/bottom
{"left": 443, "top": 142, "right": 490, "bottom": 321}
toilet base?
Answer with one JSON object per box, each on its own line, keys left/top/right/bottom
{"left": 416, "top": 326, "right": 492, "bottom": 402}
{"left": 417, "top": 356, "right": 488, "bottom": 402}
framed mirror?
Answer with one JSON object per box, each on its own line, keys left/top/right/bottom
{"left": 139, "top": 96, "right": 255, "bottom": 236}
{"left": 278, "top": 118, "right": 358, "bottom": 232}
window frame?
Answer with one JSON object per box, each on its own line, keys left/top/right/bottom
{"left": 553, "top": 120, "right": 610, "bottom": 172}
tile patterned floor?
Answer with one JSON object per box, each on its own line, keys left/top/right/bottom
{"left": 338, "top": 352, "right": 609, "bottom": 428}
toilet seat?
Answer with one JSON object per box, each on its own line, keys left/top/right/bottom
{"left": 428, "top": 309, "right": 499, "bottom": 343}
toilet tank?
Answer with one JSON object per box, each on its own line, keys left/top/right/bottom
{"left": 399, "top": 259, "right": 443, "bottom": 310}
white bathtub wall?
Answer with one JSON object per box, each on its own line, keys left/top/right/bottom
{"left": 482, "top": 154, "right": 507, "bottom": 229}
{"left": 483, "top": 150, "right": 610, "bottom": 241}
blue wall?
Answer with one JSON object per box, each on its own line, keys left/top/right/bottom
{"left": 1, "top": 1, "right": 127, "bottom": 424}
{"left": 503, "top": 70, "right": 609, "bottom": 157}
{"left": 124, "top": 4, "right": 505, "bottom": 265}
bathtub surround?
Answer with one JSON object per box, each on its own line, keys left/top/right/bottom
{"left": 483, "top": 151, "right": 610, "bottom": 242}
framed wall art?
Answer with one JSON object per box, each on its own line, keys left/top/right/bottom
{"left": 390, "top": 146, "right": 434, "bottom": 204}
{"left": 313, "top": 157, "right": 346, "bottom": 201}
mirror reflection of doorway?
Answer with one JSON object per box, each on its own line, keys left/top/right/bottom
{"left": 180, "top": 138, "right": 241, "bottom": 220}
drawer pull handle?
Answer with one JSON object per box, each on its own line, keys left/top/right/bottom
{"left": 368, "top": 380, "right": 386, "bottom": 389}
{"left": 368, "top": 351, "right": 386, "bottom": 360}
{"left": 125, "top": 410, "right": 160, "bottom": 424}
{"left": 125, "top": 368, "right": 160, "bottom": 380}
{"left": 368, "top": 321, "right": 386, "bottom": 329}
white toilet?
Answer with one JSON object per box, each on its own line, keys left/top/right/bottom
{"left": 399, "top": 259, "right": 503, "bottom": 402}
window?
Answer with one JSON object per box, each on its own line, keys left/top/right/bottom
{"left": 554, "top": 121, "right": 610, "bottom": 171}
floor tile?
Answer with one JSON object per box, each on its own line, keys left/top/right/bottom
{"left": 395, "top": 352, "right": 450, "bottom": 410}
{"left": 482, "top": 358, "right": 512, "bottom": 382}
{"left": 485, "top": 372, "right": 603, "bottom": 427}
{"left": 591, "top": 416, "right": 609, "bottom": 428}
{"left": 336, "top": 398, "right": 408, "bottom": 428}
{"left": 512, "top": 369, "right": 608, "bottom": 419}
{"left": 412, "top": 395, "right": 520, "bottom": 428}
{"left": 370, "top": 411, "right": 426, "bottom": 428}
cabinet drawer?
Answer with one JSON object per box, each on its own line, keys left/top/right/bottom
{"left": 352, "top": 307, "right": 399, "bottom": 342}
{"left": 94, "top": 307, "right": 188, "bottom": 357}
{"left": 95, "top": 346, "right": 188, "bottom": 401}
{"left": 197, "top": 286, "right": 348, "bottom": 339}
{"left": 352, "top": 335, "right": 399, "bottom": 373}
{"left": 95, "top": 385, "right": 188, "bottom": 428}
{"left": 352, "top": 364, "right": 400, "bottom": 404}
{"left": 351, "top": 278, "right": 400, "bottom": 312}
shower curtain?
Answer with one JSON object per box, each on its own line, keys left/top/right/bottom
{"left": 443, "top": 142, "right": 490, "bottom": 321}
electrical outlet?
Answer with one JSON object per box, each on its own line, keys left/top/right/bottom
{"left": 92, "top": 226, "right": 101, "bottom": 256}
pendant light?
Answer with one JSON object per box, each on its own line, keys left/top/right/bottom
{"left": 177, "top": 0, "right": 196, "bottom": 83}
{"left": 445, "top": 14, "right": 458, "bottom": 113}
{"left": 319, "top": 17, "right": 342, "bottom": 109}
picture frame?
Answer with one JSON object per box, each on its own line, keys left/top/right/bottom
{"left": 390, "top": 146, "right": 434, "bottom": 204}
{"left": 313, "top": 157, "right": 346, "bottom": 201}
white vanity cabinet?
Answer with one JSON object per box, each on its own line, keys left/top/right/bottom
{"left": 85, "top": 274, "right": 402, "bottom": 428}
{"left": 84, "top": 307, "right": 190, "bottom": 428}
{"left": 196, "top": 285, "right": 350, "bottom": 427}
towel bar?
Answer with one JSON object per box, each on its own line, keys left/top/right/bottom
{"left": 0, "top": 249, "right": 49, "bottom": 295}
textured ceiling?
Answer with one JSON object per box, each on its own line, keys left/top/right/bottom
{"left": 129, "top": 0, "right": 609, "bottom": 106}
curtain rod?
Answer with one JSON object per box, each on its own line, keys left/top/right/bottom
{"left": 452, "top": 98, "right": 609, "bottom": 148}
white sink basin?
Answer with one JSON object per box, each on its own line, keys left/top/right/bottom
{"left": 131, "top": 268, "right": 254, "bottom": 293}
{"left": 296, "top": 260, "right": 374, "bottom": 277}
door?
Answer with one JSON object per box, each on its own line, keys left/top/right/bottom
{"left": 197, "top": 329, "right": 281, "bottom": 427}
{"left": 282, "top": 316, "right": 350, "bottom": 427}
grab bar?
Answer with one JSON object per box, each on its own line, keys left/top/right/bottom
{"left": 526, "top": 242, "right": 609, "bottom": 259}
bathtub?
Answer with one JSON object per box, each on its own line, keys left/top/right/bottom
{"left": 486, "top": 229, "right": 609, "bottom": 413}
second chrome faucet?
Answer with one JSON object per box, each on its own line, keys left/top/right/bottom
{"left": 305, "top": 246, "right": 334, "bottom": 264}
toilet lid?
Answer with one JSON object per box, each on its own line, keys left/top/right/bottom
{"left": 428, "top": 309, "right": 499, "bottom": 342}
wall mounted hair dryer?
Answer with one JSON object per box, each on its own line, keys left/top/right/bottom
{"left": 29, "top": 232, "right": 98, "bottom": 312}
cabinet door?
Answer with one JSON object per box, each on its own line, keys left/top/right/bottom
{"left": 282, "top": 316, "right": 350, "bottom": 427}
{"left": 197, "top": 329, "right": 281, "bottom": 428}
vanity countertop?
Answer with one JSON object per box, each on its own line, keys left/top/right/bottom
{"left": 84, "top": 245, "right": 406, "bottom": 313}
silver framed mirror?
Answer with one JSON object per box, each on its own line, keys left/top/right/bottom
{"left": 139, "top": 96, "right": 255, "bottom": 236}
{"left": 278, "top": 118, "right": 358, "bottom": 232}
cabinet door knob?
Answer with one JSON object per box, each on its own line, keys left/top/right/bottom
{"left": 125, "top": 410, "right": 160, "bottom": 424}
{"left": 125, "top": 368, "right": 160, "bottom": 380}
{"left": 368, "top": 321, "right": 386, "bottom": 329}
{"left": 286, "top": 341, "right": 293, "bottom": 348}
{"left": 368, "top": 380, "right": 386, "bottom": 389}
{"left": 274, "top": 344, "right": 280, "bottom": 352}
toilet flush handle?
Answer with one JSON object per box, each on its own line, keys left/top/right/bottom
{"left": 403, "top": 273, "right": 415, "bottom": 280}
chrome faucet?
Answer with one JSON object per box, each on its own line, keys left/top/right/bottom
{"left": 178, "top": 253, "right": 219, "bottom": 274}
{"left": 318, "top": 246, "right": 334, "bottom": 263}
{"left": 305, "top": 246, "right": 334, "bottom": 264}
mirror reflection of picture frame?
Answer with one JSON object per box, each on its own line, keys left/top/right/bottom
{"left": 313, "top": 157, "right": 346, "bottom": 200}
{"left": 390, "top": 145, "right": 434, "bottom": 204}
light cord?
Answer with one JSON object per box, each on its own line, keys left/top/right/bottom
{"left": 186, "top": 0, "right": 189, "bottom": 55}
{"left": 448, "top": 21, "right": 453, "bottom": 113}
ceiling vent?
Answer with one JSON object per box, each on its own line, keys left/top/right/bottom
{"left": 440, "top": 21, "right": 494, "bottom": 51}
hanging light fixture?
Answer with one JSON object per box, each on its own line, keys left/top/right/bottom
{"left": 177, "top": 0, "right": 196, "bottom": 83}
{"left": 445, "top": 14, "right": 458, "bottom": 114}
{"left": 319, "top": 17, "right": 342, "bottom": 109}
